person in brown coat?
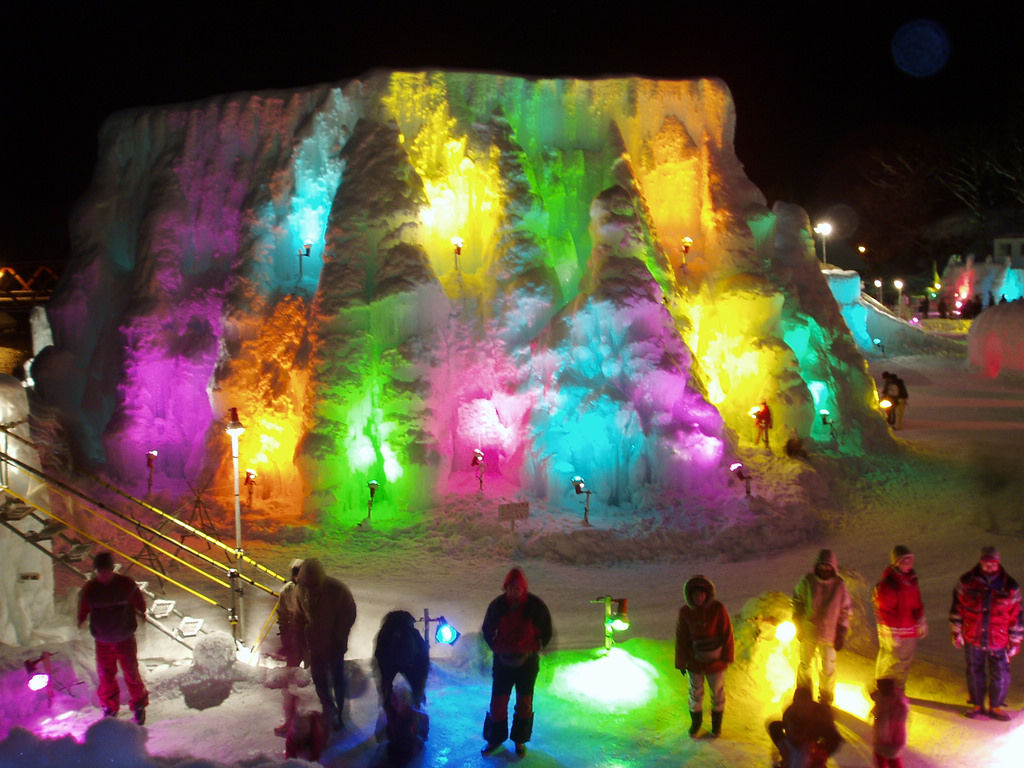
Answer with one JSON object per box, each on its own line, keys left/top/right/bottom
{"left": 675, "top": 574, "right": 735, "bottom": 738}
{"left": 298, "top": 558, "right": 357, "bottom": 731}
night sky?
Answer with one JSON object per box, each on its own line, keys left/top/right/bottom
{"left": 2, "top": 1, "right": 1021, "bottom": 266}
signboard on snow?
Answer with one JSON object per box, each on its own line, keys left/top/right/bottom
{"left": 498, "top": 502, "right": 529, "bottom": 531}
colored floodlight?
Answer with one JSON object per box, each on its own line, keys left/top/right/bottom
{"left": 434, "top": 617, "right": 461, "bottom": 645}
{"left": 571, "top": 476, "right": 585, "bottom": 494}
{"left": 592, "top": 596, "right": 630, "bottom": 651}
{"left": 775, "top": 620, "right": 796, "bottom": 643}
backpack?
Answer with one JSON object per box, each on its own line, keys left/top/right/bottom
{"left": 896, "top": 377, "right": 908, "bottom": 399}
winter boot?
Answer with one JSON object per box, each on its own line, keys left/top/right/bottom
{"left": 510, "top": 713, "right": 534, "bottom": 755}
{"left": 710, "top": 710, "right": 723, "bottom": 737}
{"left": 688, "top": 710, "right": 703, "bottom": 738}
{"left": 481, "top": 712, "right": 508, "bottom": 754}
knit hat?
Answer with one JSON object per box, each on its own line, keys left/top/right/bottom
{"left": 980, "top": 546, "right": 1001, "bottom": 562}
{"left": 815, "top": 549, "right": 838, "bottom": 570}
{"left": 890, "top": 545, "right": 914, "bottom": 566}
{"left": 504, "top": 567, "right": 528, "bottom": 591}
{"left": 93, "top": 551, "right": 114, "bottom": 571}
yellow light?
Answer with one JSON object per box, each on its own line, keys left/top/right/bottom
{"left": 775, "top": 621, "right": 796, "bottom": 643}
{"left": 832, "top": 681, "right": 872, "bottom": 719}
{"left": 749, "top": 405, "right": 761, "bottom": 418}
{"left": 880, "top": 398, "right": 892, "bottom": 408}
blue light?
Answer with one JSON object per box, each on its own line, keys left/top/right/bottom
{"left": 434, "top": 617, "right": 460, "bottom": 645}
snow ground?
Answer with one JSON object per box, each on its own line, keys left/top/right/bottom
{"left": 3, "top": 341, "right": 1024, "bottom": 768}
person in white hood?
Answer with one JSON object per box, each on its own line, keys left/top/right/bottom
{"left": 792, "top": 549, "right": 852, "bottom": 705}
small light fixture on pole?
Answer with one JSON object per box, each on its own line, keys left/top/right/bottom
{"left": 571, "top": 475, "right": 592, "bottom": 526}
{"left": 813, "top": 221, "right": 832, "bottom": 264}
{"left": 873, "top": 279, "right": 883, "bottom": 303}
{"left": 418, "top": 608, "right": 461, "bottom": 648}
{"left": 244, "top": 469, "right": 257, "bottom": 508}
{"left": 729, "top": 462, "right": 751, "bottom": 496}
{"left": 471, "top": 448, "right": 485, "bottom": 492}
{"left": 590, "top": 595, "right": 630, "bottom": 651}
{"left": 367, "top": 480, "right": 379, "bottom": 520}
{"left": 146, "top": 449, "right": 158, "bottom": 495}
{"left": 225, "top": 407, "right": 246, "bottom": 641}
{"left": 873, "top": 337, "right": 886, "bottom": 356}
{"left": 820, "top": 409, "right": 837, "bottom": 442}
{"left": 297, "top": 242, "right": 312, "bottom": 279}
{"left": 893, "top": 279, "right": 904, "bottom": 317}
{"left": 451, "top": 236, "right": 464, "bottom": 272}
{"left": 680, "top": 236, "right": 693, "bottom": 272}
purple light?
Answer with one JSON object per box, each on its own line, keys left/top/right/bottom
{"left": 28, "top": 672, "right": 49, "bottom": 691}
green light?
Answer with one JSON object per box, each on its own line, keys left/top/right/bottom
{"left": 608, "top": 617, "right": 630, "bottom": 632}
{"left": 549, "top": 648, "right": 659, "bottom": 713}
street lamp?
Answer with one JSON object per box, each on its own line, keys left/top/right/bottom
{"left": 813, "top": 221, "right": 832, "bottom": 264}
{"left": 873, "top": 279, "right": 883, "bottom": 303}
{"left": 680, "top": 236, "right": 693, "bottom": 272}
{"left": 297, "top": 243, "right": 311, "bottom": 279}
{"left": 225, "top": 407, "right": 245, "bottom": 641}
{"left": 571, "top": 475, "right": 592, "bottom": 526}
{"left": 893, "top": 279, "right": 905, "bottom": 317}
{"left": 451, "top": 236, "right": 463, "bottom": 272}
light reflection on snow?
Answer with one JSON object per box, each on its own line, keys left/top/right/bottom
{"left": 548, "top": 647, "right": 658, "bottom": 713}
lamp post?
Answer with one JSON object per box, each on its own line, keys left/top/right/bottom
{"left": 146, "top": 450, "right": 158, "bottom": 495}
{"left": 297, "top": 243, "right": 311, "bottom": 279}
{"left": 893, "top": 279, "right": 905, "bottom": 318}
{"left": 813, "top": 221, "right": 832, "bottom": 264}
{"left": 680, "top": 236, "right": 693, "bottom": 273}
{"left": 873, "top": 279, "right": 883, "bottom": 303}
{"left": 225, "top": 407, "right": 245, "bottom": 641}
{"left": 571, "top": 475, "right": 592, "bottom": 526}
{"left": 451, "top": 236, "right": 463, "bottom": 272}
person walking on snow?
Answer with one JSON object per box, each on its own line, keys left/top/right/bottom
{"left": 481, "top": 567, "right": 553, "bottom": 756}
{"left": 792, "top": 549, "right": 852, "bottom": 705}
{"left": 873, "top": 545, "right": 927, "bottom": 689}
{"left": 297, "top": 558, "right": 357, "bottom": 731}
{"left": 753, "top": 400, "right": 772, "bottom": 448}
{"left": 949, "top": 546, "right": 1023, "bottom": 720}
{"left": 77, "top": 551, "right": 149, "bottom": 724}
{"left": 674, "top": 574, "right": 735, "bottom": 738}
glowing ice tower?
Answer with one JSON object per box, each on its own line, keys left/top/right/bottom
{"left": 34, "top": 71, "right": 890, "bottom": 531}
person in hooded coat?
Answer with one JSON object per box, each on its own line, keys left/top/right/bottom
{"left": 674, "top": 574, "right": 735, "bottom": 738}
{"left": 873, "top": 545, "right": 926, "bottom": 689}
{"left": 793, "top": 549, "right": 852, "bottom": 705}
{"left": 480, "top": 568, "right": 553, "bottom": 756}
{"left": 297, "top": 557, "right": 357, "bottom": 731}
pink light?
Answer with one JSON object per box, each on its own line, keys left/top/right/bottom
{"left": 28, "top": 672, "right": 49, "bottom": 691}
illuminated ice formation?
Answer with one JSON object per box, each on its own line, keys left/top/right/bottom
{"left": 33, "top": 71, "right": 888, "bottom": 526}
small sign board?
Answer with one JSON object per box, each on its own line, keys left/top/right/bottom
{"left": 149, "top": 599, "right": 176, "bottom": 619}
{"left": 498, "top": 502, "right": 529, "bottom": 531}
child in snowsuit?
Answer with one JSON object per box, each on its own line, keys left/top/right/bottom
{"left": 768, "top": 686, "right": 842, "bottom": 767}
{"left": 871, "top": 678, "right": 908, "bottom": 768}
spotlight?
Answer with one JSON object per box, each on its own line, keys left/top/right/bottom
{"left": 244, "top": 469, "right": 257, "bottom": 507}
{"left": 434, "top": 617, "right": 461, "bottom": 646}
{"left": 775, "top": 620, "right": 797, "bottom": 644}
{"left": 591, "top": 596, "right": 630, "bottom": 651}
{"left": 570, "top": 475, "right": 592, "bottom": 526}
{"left": 680, "top": 236, "right": 693, "bottom": 272}
{"left": 146, "top": 449, "right": 158, "bottom": 494}
{"left": 729, "top": 462, "right": 751, "bottom": 496}
{"left": 297, "top": 242, "right": 312, "bottom": 279}
{"left": 24, "top": 652, "right": 52, "bottom": 693}
{"left": 471, "top": 449, "right": 485, "bottom": 492}
{"left": 873, "top": 337, "right": 885, "bottom": 356}
{"left": 364, "top": 481, "right": 380, "bottom": 524}
{"left": 418, "top": 609, "right": 461, "bottom": 647}
{"left": 820, "top": 409, "right": 837, "bottom": 442}
{"left": 451, "top": 236, "right": 464, "bottom": 271}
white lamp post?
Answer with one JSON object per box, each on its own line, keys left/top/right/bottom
{"left": 894, "top": 279, "right": 905, "bottom": 318}
{"left": 873, "top": 279, "right": 883, "bottom": 303}
{"left": 813, "top": 222, "right": 832, "bottom": 264}
{"left": 225, "top": 407, "right": 246, "bottom": 641}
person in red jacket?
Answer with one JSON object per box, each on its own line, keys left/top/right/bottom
{"left": 77, "top": 551, "right": 149, "bottom": 724}
{"left": 481, "top": 568, "right": 553, "bottom": 756}
{"left": 949, "top": 546, "right": 1023, "bottom": 720}
{"left": 675, "top": 574, "right": 735, "bottom": 738}
{"left": 873, "top": 545, "right": 927, "bottom": 690}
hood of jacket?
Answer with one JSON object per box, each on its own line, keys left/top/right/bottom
{"left": 815, "top": 549, "right": 839, "bottom": 571}
{"left": 684, "top": 574, "right": 716, "bottom": 608}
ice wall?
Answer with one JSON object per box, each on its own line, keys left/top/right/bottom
{"left": 34, "top": 71, "right": 888, "bottom": 527}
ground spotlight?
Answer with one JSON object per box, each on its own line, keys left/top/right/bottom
{"left": 244, "top": 469, "right": 257, "bottom": 507}
{"left": 775, "top": 620, "right": 796, "bottom": 643}
{"left": 471, "top": 448, "right": 485, "bottom": 491}
{"left": 418, "top": 608, "right": 460, "bottom": 648}
{"left": 729, "top": 462, "right": 751, "bottom": 496}
{"left": 571, "top": 475, "right": 592, "bottom": 526}
{"left": 451, "top": 236, "right": 463, "bottom": 271}
{"left": 25, "top": 652, "right": 52, "bottom": 692}
{"left": 297, "top": 242, "right": 312, "bottom": 279}
{"left": 591, "top": 596, "right": 630, "bottom": 651}
{"left": 366, "top": 480, "right": 379, "bottom": 521}
{"left": 873, "top": 337, "right": 885, "bottom": 355}
{"left": 146, "top": 449, "right": 158, "bottom": 494}
{"left": 820, "top": 409, "right": 838, "bottom": 441}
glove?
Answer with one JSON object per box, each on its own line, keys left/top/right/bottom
{"left": 952, "top": 633, "right": 964, "bottom": 649}
{"left": 916, "top": 618, "right": 928, "bottom": 639}
{"left": 1009, "top": 643, "right": 1020, "bottom": 659}
{"left": 833, "top": 625, "right": 847, "bottom": 652}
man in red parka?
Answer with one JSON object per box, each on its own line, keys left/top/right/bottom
{"left": 873, "top": 545, "right": 927, "bottom": 690}
{"left": 77, "top": 551, "right": 149, "bottom": 724}
{"left": 949, "top": 546, "right": 1023, "bottom": 720}
{"left": 481, "top": 568, "right": 553, "bottom": 756}
{"left": 675, "top": 574, "right": 734, "bottom": 738}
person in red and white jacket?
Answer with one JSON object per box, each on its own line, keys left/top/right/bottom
{"left": 949, "top": 546, "right": 1023, "bottom": 720}
{"left": 675, "top": 574, "right": 734, "bottom": 738}
{"left": 873, "top": 545, "right": 927, "bottom": 690}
